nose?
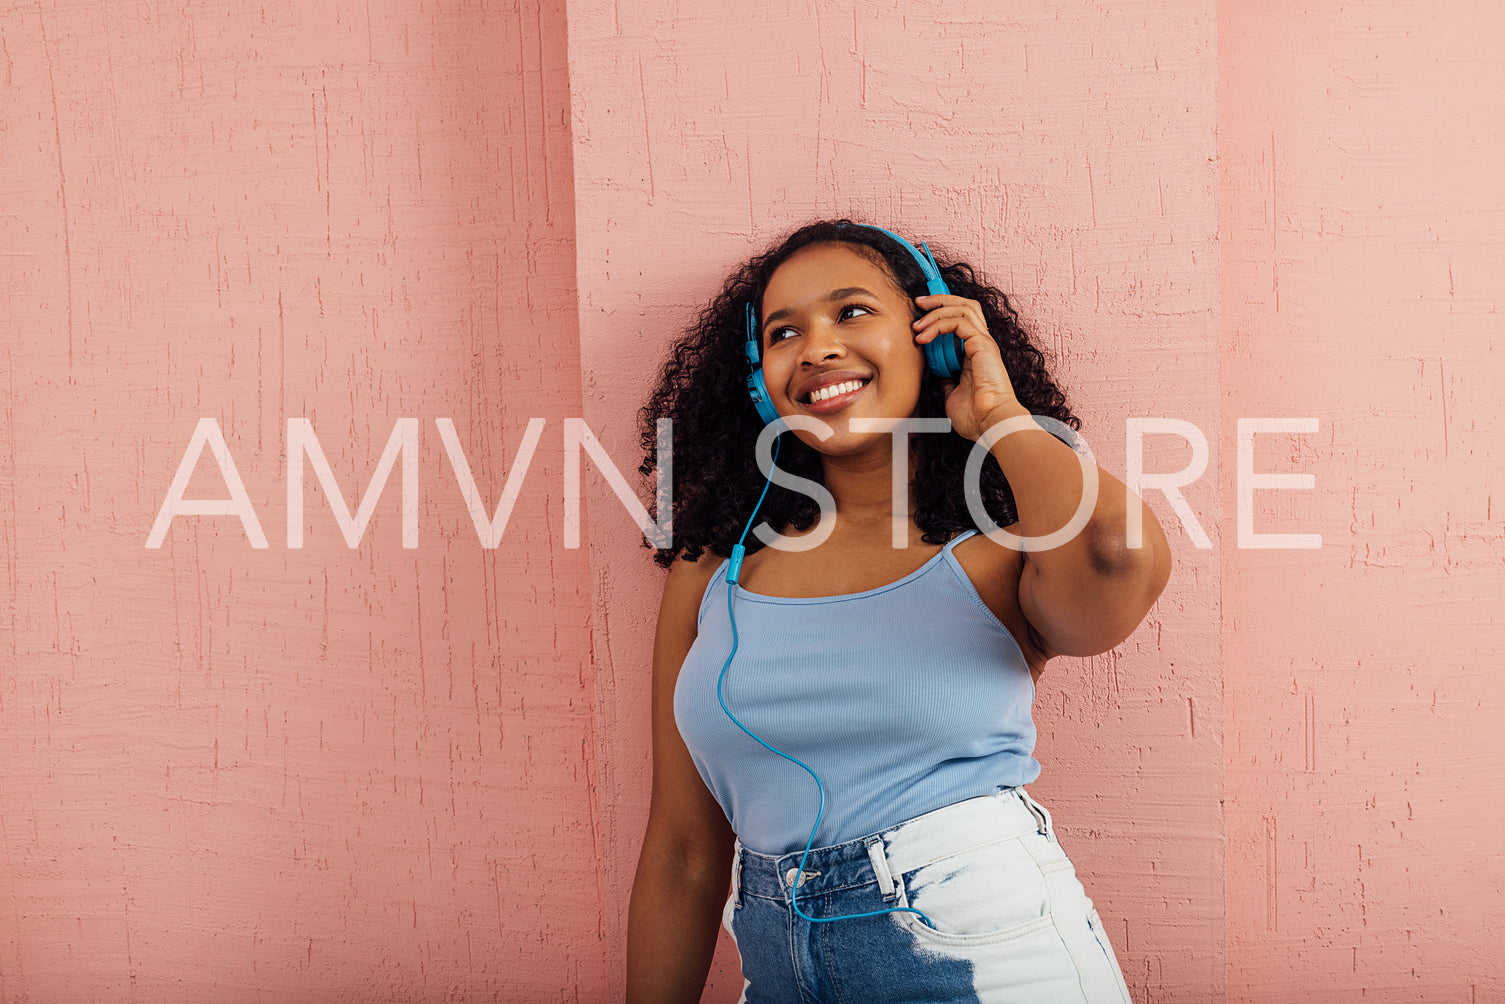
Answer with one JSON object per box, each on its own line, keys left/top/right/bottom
{"left": 798, "top": 321, "right": 846, "bottom": 365}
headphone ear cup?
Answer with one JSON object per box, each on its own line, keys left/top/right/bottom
{"left": 743, "top": 301, "right": 781, "bottom": 425}
{"left": 746, "top": 368, "right": 781, "bottom": 425}
{"left": 923, "top": 331, "right": 965, "bottom": 379}
{"left": 848, "top": 225, "right": 963, "bottom": 379}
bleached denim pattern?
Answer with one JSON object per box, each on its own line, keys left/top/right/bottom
{"left": 724, "top": 787, "right": 1132, "bottom": 1004}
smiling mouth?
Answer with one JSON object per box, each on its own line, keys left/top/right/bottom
{"left": 803, "top": 379, "right": 869, "bottom": 404}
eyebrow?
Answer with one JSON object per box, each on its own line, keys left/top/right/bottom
{"left": 762, "top": 287, "right": 880, "bottom": 335}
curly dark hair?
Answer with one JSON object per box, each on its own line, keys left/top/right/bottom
{"left": 638, "top": 219, "right": 1080, "bottom": 568}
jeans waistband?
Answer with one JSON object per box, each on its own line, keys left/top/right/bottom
{"left": 732, "top": 786, "right": 1053, "bottom": 905}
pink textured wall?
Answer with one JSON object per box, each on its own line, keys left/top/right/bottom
{"left": 1, "top": 0, "right": 607, "bottom": 998}
{"left": 3, "top": 0, "right": 1503, "bottom": 1000}
{"left": 1219, "top": 1, "right": 1505, "bottom": 1000}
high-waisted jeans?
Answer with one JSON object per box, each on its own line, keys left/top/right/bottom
{"left": 723, "top": 787, "right": 1133, "bottom": 1004}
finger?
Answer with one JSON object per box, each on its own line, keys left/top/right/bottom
{"left": 911, "top": 308, "right": 960, "bottom": 329}
{"left": 914, "top": 321, "right": 974, "bottom": 345}
{"left": 914, "top": 294, "right": 977, "bottom": 308}
{"left": 913, "top": 302, "right": 985, "bottom": 329}
{"left": 915, "top": 296, "right": 985, "bottom": 325}
{"left": 911, "top": 306, "right": 971, "bottom": 333}
{"left": 914, "top": 312, "right": 988, "bottom": 345}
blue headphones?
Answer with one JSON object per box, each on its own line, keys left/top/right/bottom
{"left": 744, "top": 225, "right": 966, "bottom": 425}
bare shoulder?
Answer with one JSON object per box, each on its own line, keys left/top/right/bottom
{"left": 655, "top": 550, "right": 724, "bottom": 649}
{"left": 950, "top": 532, "right": 1053, "bottom": 678}
{"left": 662, "top": 549, "right": 722, "bottom": 605}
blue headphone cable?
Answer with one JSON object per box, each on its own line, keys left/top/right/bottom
{"left": 716, "top": 436, "right": 934, "bottom": 929}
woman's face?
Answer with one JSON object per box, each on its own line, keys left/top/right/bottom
{"left": 757, "top": 242, "right": 926, "bottom": 458}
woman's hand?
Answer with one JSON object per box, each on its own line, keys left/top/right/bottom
{"left": 912, "top": 294, "right": 1025, "bottom": 440}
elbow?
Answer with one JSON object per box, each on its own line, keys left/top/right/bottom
{"left": 1085, "top": 531, "right": 1137, "bottom": 578}
{"left": 637, "top": 816, "right": 734, "bottom": 887}
{"left": 1084, "top": 516, "right": 1172, "bottom": 604}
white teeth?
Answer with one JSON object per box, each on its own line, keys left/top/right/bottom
{"left": 807, "top": 380, "right": 865, "bottom": 404}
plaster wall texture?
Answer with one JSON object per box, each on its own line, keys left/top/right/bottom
{"left": 0, "top": 0, "right": 1501, "bottom": 1001}
{"left": 1218, "top": 2, "right": 1505, "bottom": 1000}
{"left": 2, "top": 0, "right": 607, "bottom": 999}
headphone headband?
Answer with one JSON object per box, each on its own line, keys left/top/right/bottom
{"left": 849, "top": 224, "right": 951, "bottom": 299}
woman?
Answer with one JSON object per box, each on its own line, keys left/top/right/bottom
{"left": 628, "top": 220, "right": 1171, "bottom": 1003}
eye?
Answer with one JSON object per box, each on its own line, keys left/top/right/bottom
{"left": 767, "top": 325, "right": 799, "bottom": 345}
{"left": 838, "top": 303, "right": 872, "bottom": 321}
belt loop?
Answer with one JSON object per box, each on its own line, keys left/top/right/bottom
{"left": 731, "top": 841, "right": 744, "bottom": 908}
{"left": 1020, "top": 788, "right": 1054, "bottom": 840}
{"left": 866, "top": 839, "right": 897, "bottom": 900}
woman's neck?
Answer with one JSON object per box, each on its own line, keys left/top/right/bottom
{"left": 818, "top": 446, "right": 919, "bottom": 538}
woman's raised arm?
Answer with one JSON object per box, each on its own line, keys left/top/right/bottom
{"left": 914, "top": 293, "right": 1173, "bottom": 659}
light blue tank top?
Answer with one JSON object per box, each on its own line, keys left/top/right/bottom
{"left": 674, "top": 529, "right": 1040, "bottom": 855}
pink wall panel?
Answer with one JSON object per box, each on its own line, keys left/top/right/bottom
{"left": 1219, "top": 1, "right": 1505, "bottom": 1000}
{"left": 1, "top": 1, "right": 605, "bottom": 999}
{"left": 565, "top": 1, "right": 1225, "bottom": 999}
